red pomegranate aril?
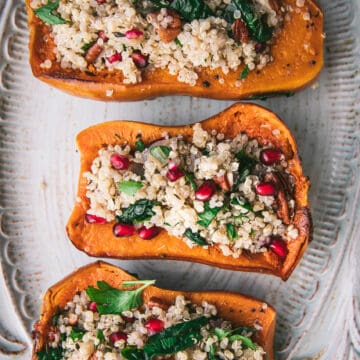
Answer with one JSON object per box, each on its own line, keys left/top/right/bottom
{"left": 131, "top": 50, "right": 149, "bottom": 68}
{"left": 145, "top": 318, "right": 164, "bottom": 334}
{"left": 107, "top": 52, "right": 122, "bottom": 63}
{"left": 97, "top": 0, "right": 105, "bottom": 3}
{"left": 126, "top": 28, "right": 144, "bottom": 39}
{"left": 255, "top": 42, "right": 266, "bottom": 53}
{"left": 110, "top": 153, "right": 130, "bottom": 170}
{"left": 138, "top": 226, "right": 161, "bottom": 240}
{"left": 85, "top": 214, "right": 107, "bottom": 224}
{"left": 195, "top": 180, "right": 216, "bottom": 201}
{"left": 89, "top": 302, "right": 98, "bottom": 311}
{"left": 168, "top": 161, "right": 179, "bottom": 172}
{"left": 109, "top": 331, "right": 128, "bottom": 343}
{"left": 260, "top": 149, "right": 283, "bottom": 165}
{"left": 256, "top": 182, "right": 277, "bottom": 196}
{"left": 113, "top": 223, "right": 136, "bottom": 237}
{"left": 98, "top": 30, "right": 108, "bottom": 41}
{"left": 166, "top": 169, "right": 184, "bottom": 181}
{"left": 269, "top": 238, "right": 288, "bottom": 259}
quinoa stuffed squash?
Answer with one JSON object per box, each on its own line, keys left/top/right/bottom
{"left": 67, "top": 103, "right": 311, "bottom": 280}
{"left": 26, "top": 0, "right": 323, "bottom": 100}
{"left": 32, "top": 261, "right": 276, "bottom": 360}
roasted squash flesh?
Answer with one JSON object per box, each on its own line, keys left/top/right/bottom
{"left": 32, "top": 261, "right": 276, "bottom": 359}
{"left": 26, "top": 0, "right": 323, "bottom": 101}
{"left": 66, "top": 103, "right": 311, "bottom": 280}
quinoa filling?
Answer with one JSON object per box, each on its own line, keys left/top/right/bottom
{"left": 38, "top": 279, "right": 266, "bottom": 360}
{"left": 84, "top": 123, "right": 298, "bottom": 259}
{"left": 30, "top": 0, "right": 285, "bottom": 86}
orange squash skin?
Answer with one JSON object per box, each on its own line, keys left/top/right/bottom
{"left": 32, "top": 261, "right": 276, "bottom": 359}
{"left": 66, "top": 103, "right": 311, "bottom": 280}
{"left": 26, "top": 0, "right": 323, "bottom": 101}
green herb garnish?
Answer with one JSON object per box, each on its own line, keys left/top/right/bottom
{"left": 34, "top": 0, "right": 66, "bottom": 25}
{"left": 96, "top": 329, "right": 105, "bottom": 342}
{"left": 135, "top": 139, "right": 146, "bottom": 152}
{"left": 37, "top": 347, "right": 63, "bottom": 360}
{"left": 150, "top": 146, "right": 171, "bottom": 164}
{"left": 184, "top": 171, "right": 198, "bottom": 190}
{"left": 224, "top": 0, "right": 273, "bottom": 43}
{"left": 214, "top": 326, "right": 256, "bottom": 342}
{"left": 235, "top": 149, "right": 257, "bottom": 184}
{"left": 86, "top": 280, "right": 155, "bottom": 315}
{"left": 208, "top": 344, "right": 219, "bottom": 360}
{"left": 122, "top": 346, "right": 145, "bottom": 360}
{"left": 248, "top": 92, "right": 295, "bottom": 101}
{"left": 174, "top": 37, "right": 183, "bottom": 47}
{"left": 230, "top": 195, "right": 254, "bottom": 213}
{"left": 197, "top": 202, "right": 222, "bottom": 227}
{"left": 226, "top": 223, "right": 238, "bottom": 241}
{"left": 118, "top": 180, "right": 143, "bottom": 196}
{"left": 81, "top": 41, "right": 95, "bottom": 52}
{"left": 239, "top": 65, "right": 250, "bottom": 79}
{"left": 184, "top": 228, "right": 207, "bottom": 246}
{"left": 116, "top": 199, "right": 157, "bottom": 224}
{"left": 69, "top": 327, "right": 85, "bottom": 341}
{"left": 148, "top": 0, "right": 213, "bottom": 22}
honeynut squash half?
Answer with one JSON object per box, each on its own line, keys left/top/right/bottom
{"left": 32, "top": 261, "right": 276, "bottom": 360}
{"left": 26, "top": 0, "right": 323, "bottom": 101}
{"left": 67, "top": 103, "right": 311, "bottom": 280}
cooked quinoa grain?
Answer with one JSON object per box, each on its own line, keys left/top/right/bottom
{"left": 42, "top": 287, "right": 265, "bottom": 359}
{"left": 84, "top": 123, "right": 298, "bottom": 259}
{"left": 31, "top": 0, "right": 285, "bottom": 86}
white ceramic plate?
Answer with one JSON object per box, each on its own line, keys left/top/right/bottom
{"left": 0, "top": 0, "right": 359, "bottom": 358}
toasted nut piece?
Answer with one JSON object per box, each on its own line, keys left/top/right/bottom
{"left": 148, "top": 296, "right": 169, "bottom": 310}
{"left": 232, "top": 19, "right": 249, "bottom": 44}
{"left": 148, "top": 9, "right": 182, "bottom": 43}
{"left": 264, "top": 172, "right": 290, "bottom": 224}
{"left": 85, "top": 43, "right": 104, "bottom": 64}
{"left": 214, "top": 174, "right": 231, "bottom": 191}
{"left": 269, "top": 0, "right": 280, "bottom": 12}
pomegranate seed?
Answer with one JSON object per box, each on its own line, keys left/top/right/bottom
{"left": 107, "top": 52, "right": 122, "bottom": 63}
{"left": 168, "top": 161, "right": 179, "bottom": 172}
{"left": 255, "top": 43, "right": 266, "bottom": 53}
{"left": 256, "top": 182, "right": 277, "bottom": 196}
{"left": 85, "top": 214, "right": 107, "bottom": 224}
{"left": 126, "top": 28, "right": 144, "bottom": 39}
{"left": 98, "top": 30, "right": 108, "bottom": 41}
{"left": 195, "top": 180, "right": 216, "bottom": 201}
{"left": 110, "top": 153, "right": 130, "bottom": 170}
{"left": 113, "top": 223, "right": 136, "bottom": 237}
{"left": 109, "top": 331, "right": 128, "bottom": 343}
{"left": 269, "top": 238, "right": 288, "bottom": 259}
{"left": 166, "top": 169, "right": 184, "bottom": 181}
{"left": 97, "top": 0, "right": 105, "bottom": 3}
{"left": 260, "top": 149, "right": 283, "bottom": 165}
{"left": 89, "top": 302, "right": 98, "bottom": 311}
{"left": 131, "top": 50, "right": 149, "bottom": 68}
{"left": 138, "top": 226, "right": 161, "bottom": 240}
{"left": 145, "top": 318, "right": 164, "bottom": 334}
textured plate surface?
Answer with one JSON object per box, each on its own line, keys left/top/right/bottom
{"left": 0, "top": 0, "right": 359, "bottom": 359}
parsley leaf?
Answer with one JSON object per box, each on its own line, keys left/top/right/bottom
{"left": 97, "top": 329, "right": 105, "bottom": 342}
{"left": 239, "top": 65, "right": 250, "bottom": 79}
{"left": 37, "top": 347, "right": 63, "bottom": 360}
{"left": 226, "top": 223, "right": 238, "bottom": 241}
{"left": 150, "top": 146, "right": 171, "bottom": 164}
{"left": 184, "top": 228, "right": 207, "bottom": 246}
{"left": 135, "top": 139, "right": 146, "bottom": 152}
{"left": 116, "top": 199, "right": 157, "bottom": 224}
{"left": 174, "top": 37, "right": 183, "bottom": 47}
{"left": 228, "top": 334, "right": 258, "bottom": 349}
{"left": 81, "top": 41, "right": 95, "bottom": 52}
{"left": 197, "top": 202, "right": 222, "bottom": 227}
{"left": 235, "top": 149, "right": 257, "bottom": 184}
{"left": 214, "top": 326, "right": 256, "bottom": 340}
{"left": 118, "top": 180, "right": 143, "bottom": 196}
{"left": 122, "top": 346, "right": 145, "bottom": 360}
{"left": 69, "top": 327, "right": 85, "bottom": 341}
{"left": 184, "top": 171, "right": 198, "bottom": 190}
{"left": 34, "top": 0, "right": 66, "bottom": 25}
{"left": 86, "top": 280, "right": 155, "bottom": 315}
{"left": 230, "top": 195, "right": 254, "bottom": 213}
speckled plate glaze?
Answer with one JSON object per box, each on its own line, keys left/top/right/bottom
{"left": 0, "top": 0, "right": 359, "bottom": 358}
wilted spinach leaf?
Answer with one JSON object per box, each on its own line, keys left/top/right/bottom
{"left": 116, "top": 199, "right": 157, "bottom": 224}
{"left": 34, "top": 0, "right": 66, "bottom": 25}
{"left": 184, "top": 228, "right": 207, "bottom": 246}
{"left": 37, "top": 347, "right": 63, "bottom": 360}
{"left": 235, "top": 149, "right": 257, "bottom": 184}
{"left": 69, "top": 327, "right": 85, "bottom": 341}
{"left": 197, "top": 202, "right": 222, "bottom": 227}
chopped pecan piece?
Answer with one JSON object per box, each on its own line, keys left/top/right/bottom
{"left": 269, "top": 0, "right": 280, "bottom": 12}
{"left": 264, "top": 172, "right": 291, "bottom": 224}
{"left": 85, "top": 43, "right": 104, "bottom": 64}
{"left": 147, "top": 9, "right": 182, "bottom": 43}
{"left": 147, "top": 296, "right": 169, "bottom": 310}
{"left": 214, "top": 174, "right": 231, "bottom": 191}
{"left": 232, "top": 19, "right": 249, "bottom": 44}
